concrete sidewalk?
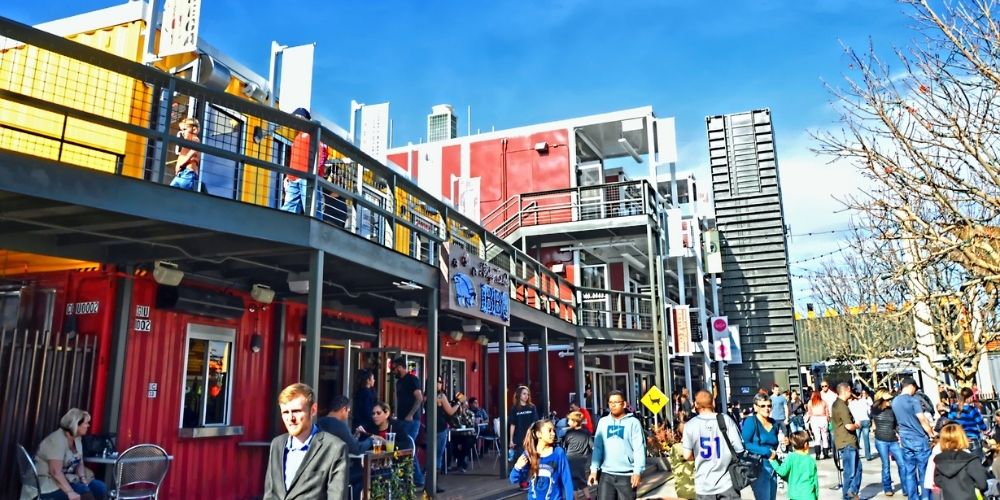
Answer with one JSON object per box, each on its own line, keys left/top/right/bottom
{"left": 642, "top": 451, "right": 899, "bottom": 499}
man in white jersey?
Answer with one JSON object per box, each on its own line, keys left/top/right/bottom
{"left": 682, "top": 390, "right": 745, "bottom": 500}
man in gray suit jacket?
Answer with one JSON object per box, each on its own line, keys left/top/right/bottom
{"left": 264, "top": 383, "right": 349, "bottom": 500}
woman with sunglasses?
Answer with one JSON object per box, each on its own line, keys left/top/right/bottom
{"left": 742, "top": 393, "right": 785, "bottom": 500}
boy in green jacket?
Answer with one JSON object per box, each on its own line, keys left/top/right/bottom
{"left": 770, "top": 430, "right": 819, "bottom": 500}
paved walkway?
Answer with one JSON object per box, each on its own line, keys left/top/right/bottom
{"left": 643, "top": 451, "right": 899, "bottom": 499}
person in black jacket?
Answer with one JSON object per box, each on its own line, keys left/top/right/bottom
{"left": 933, "top": 423, "right": 988, "bottom": 500}
{"left": 561, "top": 410, "right": 593, "bottom": 495}
{"left": 870, "top": 389, "right": 904, "bottom": 497}
{"left": 317, "top": 395, "right": 376, "bottom": 500}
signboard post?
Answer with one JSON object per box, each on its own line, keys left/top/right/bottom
{"left": 673, "top": 305, "right": 692, "bottom": 356}
{"left": 640, "top": 386, "right": 668, "bottom": 427}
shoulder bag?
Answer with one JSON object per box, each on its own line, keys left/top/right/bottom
{"left": 716, "top": 413, "right": 762, "bottom": 491}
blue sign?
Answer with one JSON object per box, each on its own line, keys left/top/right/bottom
{"left": 479, "top": 284, "right": 510, "bottom": 321}
{"left": 442, "top": 243, "right": 511, "bottom": 326}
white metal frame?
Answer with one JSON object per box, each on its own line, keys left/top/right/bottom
{"left": 178, "top": 324, "right": 237, "bottom": 428}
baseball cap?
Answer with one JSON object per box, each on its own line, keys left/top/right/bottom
{"left": 900, "top": 377, "right": 919, "bottom": 390}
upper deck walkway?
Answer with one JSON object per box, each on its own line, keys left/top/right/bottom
{"left": 0, "top": 15, "right": 653, "bottom": 342}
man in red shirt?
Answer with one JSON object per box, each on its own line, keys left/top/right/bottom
{"left": 570, "top": 401, "right": 594, "bottom": 434}
{"left": 282, "top": 108, "right": 326, "bottom": 214}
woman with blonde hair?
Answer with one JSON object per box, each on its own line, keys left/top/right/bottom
{"left": 932, "top": 422, "right": 988, "bottom": 500}
{"left": 25, "top": 408, "right": 106, "bottom": 500}
{"left": 804, "top": 390, "right": 830, "bottom": 460}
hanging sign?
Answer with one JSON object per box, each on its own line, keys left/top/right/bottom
{"left": 159, "top": 0, "right": 201, "bottom": 58}
{"left": 441, "top": 243, "right": 510, "bottom": 325}
{"left": 673, "top": 305, "right": 692, "bottom": 356}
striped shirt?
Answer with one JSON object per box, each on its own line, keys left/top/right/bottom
{"left": 947, "top": 404, "right": 987, "bottom": 441}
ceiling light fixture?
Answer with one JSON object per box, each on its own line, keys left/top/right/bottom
{"left": 618, "top": 137, "right": 643, "bottom": 163}
{"left": 393, "top": 280, "right": 423, "bottom": 291}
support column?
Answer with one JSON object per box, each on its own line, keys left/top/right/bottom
{"left": 574, "top": 337, "right": 585, "bottom": 408}
{"left": 499, "top": 326, "right": 510, "bottom": 478}
{"left": 103, "top": 265, "right": 133, "bottom": 433}
{"left": 272, "top": 303, "right": 288, "bottom": 435}
{"left": 426, "top": 290, "right": 440, "bottom": 495}
{"left": 523, "top": 340, "right": 530, "bottom": 387}
{"left": 482, "top": 343, "right": 490, "bottom": 414}
{"left": 627, "top": 354, "right": 637, "bottom": 408}
{"left": 539, "top": 328, "right": 550, "bottom": 417}
{"left": 303, "top": 250, "right": 324, "bottom": 389}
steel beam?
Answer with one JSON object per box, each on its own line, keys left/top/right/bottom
{"left": 539, "top": 327, "right": 550, "bottom": 417}
{"left": 425, "top": 289, "right": 440, "bottom": 495}
{"left": 498, "top": 326, "right": 510, "bottom": 478}
{"left": 303, "top": 250, "right": 324, "bottom": 389}
{"left": 102, "top": 264, "right": 133, "bottom": 434}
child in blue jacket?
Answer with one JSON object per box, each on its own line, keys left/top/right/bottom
{"left": 510, "top": 419, "right": 575, "bottom": 500}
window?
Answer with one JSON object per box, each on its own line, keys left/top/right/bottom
{"left": 440, "top": 358, "right": 466, "bottom": 397}
{"left": 181, "top": 324, "right": 236, "bottom": 428}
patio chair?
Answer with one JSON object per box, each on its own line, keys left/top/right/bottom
{"left": 16, "top": 444, "right": 42, "bottom": 499}
{"left": 109, "top": 444, "right": 170, "bottom": 499}
{"left": 477, "top": 418, "right": 501, "bottom": 463}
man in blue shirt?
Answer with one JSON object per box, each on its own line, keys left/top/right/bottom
{"left": 770, "top": 385, "right": 789, "bottom": 435}
{"left": 588, "top": 390, "right": 646, "bottom": 499}
{"left": 891, "top": 378, "right": 936, "bottom": 500}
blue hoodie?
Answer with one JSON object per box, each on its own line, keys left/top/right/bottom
{"left": 509, "top": 447, "right": 575, "bottom": 500}
{"left": 590, "top": 412, "right": 646, "bottom": 476}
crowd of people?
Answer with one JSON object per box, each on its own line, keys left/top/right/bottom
{"left": 669, "top": 377, "right": 1000, "bottom": 500}
{"left": 28, "top": 368, "right": 1000, "bottom": 500}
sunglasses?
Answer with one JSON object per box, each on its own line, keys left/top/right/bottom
{"left": 757, "top": 404, "right": 772, "bottom": 408}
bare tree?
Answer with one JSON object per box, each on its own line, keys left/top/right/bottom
{"left": 807, "top": 227, "right": 915, "bottom": 390}
{"left": 815, "top": 0, "right": 1000, "bottom": 386}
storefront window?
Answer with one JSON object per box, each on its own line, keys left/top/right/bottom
{"left": 181, "top": 324, "right": 235, "bottom": 428}
{"left": 441, "top": 357, "right": 466, "bottom": 397}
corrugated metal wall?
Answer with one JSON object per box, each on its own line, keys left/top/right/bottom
{"left": 380, "top": 320, "right": 483, "bottom": 403}
{"left": 117, "top": 277, "right": 272, "bottom": 499}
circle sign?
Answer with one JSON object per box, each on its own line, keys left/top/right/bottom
{"left": 713, "top": 318, "right": 728, "bottom": 332}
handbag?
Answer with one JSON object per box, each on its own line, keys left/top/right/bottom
{"left": 716, "top": 413, "right": 763, "bottom": 491}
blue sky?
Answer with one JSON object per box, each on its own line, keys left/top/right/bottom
{"left": 5, "top": 0, "right": 918, "bottom": 306}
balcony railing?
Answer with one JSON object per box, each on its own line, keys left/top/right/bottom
{"left": 0, "top": 15, "right": 655, "bottom": 334}
{"left": 482, "top": 180, "right": 656, "bottom": 240}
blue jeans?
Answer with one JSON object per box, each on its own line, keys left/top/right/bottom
{"left": 281, "top": 178, "right": 308, "bottom": 213}
{"left": 436, "top": 430, "right": 448, "bottom": 470}
{"left": 53, "top": 480, "right": 106, "bottom": 500}
{"left": 750, "top": 457, "right": 777, "bottom": 500}
{"left": 840, "top": 444, "right": 862, "bottom": 500}
{"left": 401, "top": 418, "right": 424, "bottom": 486}
{"left": 169, "top": 168, "right": 198, "bottom": 190}
{"left": 857, "top": 420, "right": 872, "bottom": 459}
{"left": 900, "top": 443, "right": 932, "bottom": 500}
{"left": 875, "top": 439, "right": 904, "bottom": 494}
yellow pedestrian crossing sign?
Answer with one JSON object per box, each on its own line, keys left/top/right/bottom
{"left": 641, "top": 386, "right": 668, "bottom": 414}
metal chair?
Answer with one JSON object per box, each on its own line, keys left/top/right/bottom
{"left": 109, "top": 444, "right": 170, "bottom": 499}
{"left": 477, "top": 419, "right": 501, "bottom": 463}
{"left": 16, "top": 444, "right": 42, "bottom": 499}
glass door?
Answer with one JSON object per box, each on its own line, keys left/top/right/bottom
{"left": 581, "top": 263, "right": 609, "bottom": 327}
{"left": 577, "top": 162, "right": 604, "bottom": 220}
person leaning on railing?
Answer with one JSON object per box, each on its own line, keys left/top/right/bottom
{"left": 169, "top": 118, "right": 200, "bottom": 191}
{"left": 282, "top": 108, "right": 327, "bottom": 214}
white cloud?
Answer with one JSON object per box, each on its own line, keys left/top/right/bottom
{"left": 776, "top": 130, "right": 866, "bottom": 306}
